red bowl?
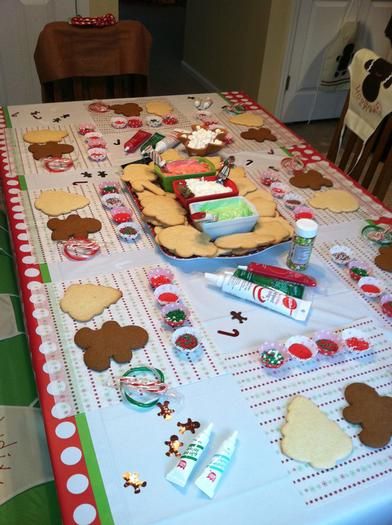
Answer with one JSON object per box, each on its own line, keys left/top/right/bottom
{"left": 172, "top": 176, "right": 238, "bottom": 209}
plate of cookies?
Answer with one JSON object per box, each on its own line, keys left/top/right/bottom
{"left": 121, "top": 155, "right": 293, "bottom": 259}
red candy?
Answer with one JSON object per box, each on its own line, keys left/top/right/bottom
{"left": 360, "top": 284, "right": 380, "bottom": 294}
{"left": 150, "top": 276, "right": 172, "bottom": 288}
{"left": 288, "top": 343, "right": 312, "bottom": 360}
{"left": 382, "top": 301, "right": 392, "bottom": 317}
{"left": 158, "top": 292, "right": 178, "bottom": 303}
{"left": 162, "top": 115, "right": 178, "bottom": 125}
{"left": 316, "top": 339, "right": 339, "bottom": 355}
{"left": 345, "top": 337, "right": 369, "bottom": 351}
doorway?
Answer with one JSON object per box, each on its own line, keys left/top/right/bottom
{"left": 119, "top": 0, "right": 208, "bottom": 95}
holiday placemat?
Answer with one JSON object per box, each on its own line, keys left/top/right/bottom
{"left": 6, "top": 125, "right": 113, "bottom": 175}
{"left": 223, "top": 317, "right": 392, "bottom": 506}
{"left": 32, "top": 264, "right": 225, "bottom": 416}
{"left": 23, "top": 182, "right": 155, "bottom": 264}
{"left": 314, "top": 238, "right": 392, "bottom": 327}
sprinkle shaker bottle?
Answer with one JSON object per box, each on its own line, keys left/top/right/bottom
{"left": 287, "top": 219, "right": 318, "bottom": 271}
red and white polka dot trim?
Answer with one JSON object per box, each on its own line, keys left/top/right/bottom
{"left": 0, "top": 108, "right": 100, "bottom": 525}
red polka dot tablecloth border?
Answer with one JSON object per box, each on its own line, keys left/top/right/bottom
{"left": 222, "top": 91, "right": 391, "bottom": 213}
{"left": 0, "top": 107, "right": 101, "bottom": 525}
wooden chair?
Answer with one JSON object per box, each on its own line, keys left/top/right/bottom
{"left": 327, "top": 94, "right": 392, "bottom": 201}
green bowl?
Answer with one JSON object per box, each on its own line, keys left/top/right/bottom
{"left": 154, "top": 157, "right": 216, "bottom": 192}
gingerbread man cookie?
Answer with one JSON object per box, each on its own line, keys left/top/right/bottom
{"left": 177, "top": 418, "right": 200, "bottom": 434}
{"left": 343, "top": 383, "right": 392, "bottom": 448}
{"left": 289, "top": 169, "right": 333, "bottom": 190}
{"left": 47, "top": 214, "right": 101, "bottom": 241}
{"left": 240, "top": 127, "right": 277, "bottom": 143}
{"left": 74, "top": 320, "right": 148, "bottom": 371}
{"left": 165, "top": 435, "right": 184, "bottom": 457}
{"left": 374, "top": 246, "right": 392, "bottom": 272}
{"left": 110, "top": 103, "right": 143, "bottom": 117}
{"left": 28, "top": 142, "right": 74, "bottom": 160}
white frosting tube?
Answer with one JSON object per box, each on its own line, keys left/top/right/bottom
{"left": 205, "top": 273, "right": 311, "bottom": 322}
{"left": 166, "top": 423, "right": 213, "bottom": 488}
{"left": 195, "top": 431, "right": 238, "bottom": 498}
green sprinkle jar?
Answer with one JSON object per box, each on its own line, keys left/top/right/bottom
{"left": 287, "top": 218, "right": 318, "bottom": 271}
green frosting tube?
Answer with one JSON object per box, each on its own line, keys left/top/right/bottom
{"left": 234, "top": 268, "right": 304, "bottom": 299}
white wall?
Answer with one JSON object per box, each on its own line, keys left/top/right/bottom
{"left": 0, "top": 0, "right": 89, "bottom": 106}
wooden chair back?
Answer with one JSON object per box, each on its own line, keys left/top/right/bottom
{"left": 327, "top": 94, "right": 392, "bottom": 201}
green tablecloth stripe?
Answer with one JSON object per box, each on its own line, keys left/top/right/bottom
{"left": 2, "top": 106, "right": 12, "bottom": 128}
{"left": 76, "top": 413, "right": 115, "bottom": 525}
{"left": 18, "top": 175, "right": 27, "bottom": 191}
{"left": 40, "top": 263, "right": 52, "bottom": 284}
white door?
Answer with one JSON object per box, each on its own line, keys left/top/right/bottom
{"left": 0, "top": 0, "right": 89, "bottom": 106}
{"left": 280, "top": 0, "right": 392, "bottom": 123}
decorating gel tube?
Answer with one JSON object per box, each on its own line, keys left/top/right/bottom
{"left": 232, "top": 268, "right": 305, "bottom": 299}
{"left": 195, "top": 431, "right": 238, "bottom": 498}
{"left": 155, "top": 134, "right": 181, "bottom": 153}
{"left": 205, "top": 273, "right": 311, "bottom": 322}
{"left": 166, "top": 423, "right": 213, "bottom": 488}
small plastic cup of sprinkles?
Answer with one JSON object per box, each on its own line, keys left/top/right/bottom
{"left": 294, "top": 205, "right": 314, "bottom": 220}
{"left": 348, "top": 259, "right": 372, "bottom": 281}
{"left": 146, "top": 115, "right": 163, "bottom": 128}
{"left": 259, "top": 342, "right": 288, "bottom": 369}
{"left": 380, "top": 293, "right": 392, "bottom": 317}
{"left": 128, "top": 117, "right": 143, "bottom": 128}
{"left": 357, "top": 276, "right": 384, "bottom": 298}
{"left": 101, "top": 193, "right": 123, "bottom": 209}
{"left": 329, "top": 245, "right": 352, "bottom": 265}
{"left": 146, "top": 267, "right": 174, "bottom": 289}
{"left": 111, "top": 116, "right": 128, "bottom": 129}
{"left": 99, "top": 180, "right": 120, "bottom": 196}
{"left": 84, "top": 131, "right": 104, "bottom": 142}
{"left": 313, "top": 330, "right": 343, "bottom": 356}
{"left": 78, "top": 123, "right": 96, "bottom": 135}
{"left": 88, "top": 147, "right": 107, "bottom": 162}
{"left": 260, "top": 169, "right": 280, "bottom": 187}
{"left": 172, "top": 327, "right": 200, "bottom": 353}
{"left": 284, "top": 335, "right": 318, "bottom": 362}
{"left": 162, "top": 114, "right": 178, "bottom": 125}
{"left": 284, "top": 192, "right": 304, "bottom": 210}
{"left": 87, "top": 137, "right": 107, "bottom": 149}
{"left": 111, "top": 206, "right": 133, "bottom": 224}
{"left": 162, "top": 302, "right": 189, "bottom": 328}
{"left": 270, "top": 182, "right": 288, "bottom": 199}
{"left": 154, "top": 284, "right": 181, "bottom": 306}
{"left": 116, "top": 221, "right": 140, "bottom": 242}
{"left": 341, "top": 328, "right": 371, "bottom": 352}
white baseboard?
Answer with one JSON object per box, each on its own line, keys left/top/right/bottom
{"left": 181, "top": 60, "right": 220, "bottom": 92}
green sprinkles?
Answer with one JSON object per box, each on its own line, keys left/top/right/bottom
{"left": 261, "top": 349, "right": 285, "bottom": 368}
{"left": 166, "top": 309, "right": 186, "bottom": 323}
{"left": 351, "top": 266, "right": 368, "bottom": 277}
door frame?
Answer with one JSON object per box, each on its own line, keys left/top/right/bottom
{"left": 274, "top": 0, "right": 301, "bottom": 120}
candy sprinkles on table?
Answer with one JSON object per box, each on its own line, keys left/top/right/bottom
{"left": 25, "top": 183, "right": 154, "bottom": 264}
{"left": 224, "top": 317, "right": 392, "bottom": 506}
{"left": 35, "top": 264, "right": 225, "bottom": 416}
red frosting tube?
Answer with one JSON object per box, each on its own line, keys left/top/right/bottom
{"left": 238, "top": 263, "right": 317, "bottom": 287}
{"left": 124, "top": 130, "right": 152, "bottom": 153}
